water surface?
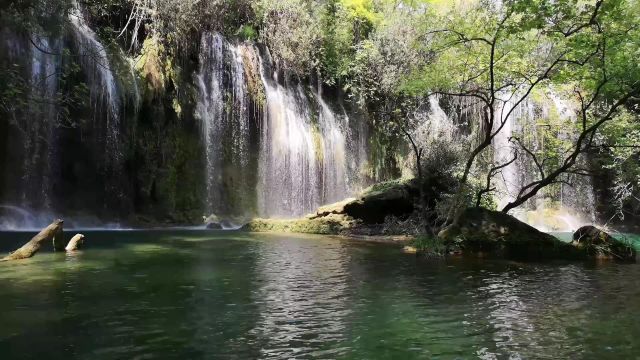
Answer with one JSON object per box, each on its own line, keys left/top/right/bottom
{"left": 0, "top": 230, "right": 639, "bottom": 359}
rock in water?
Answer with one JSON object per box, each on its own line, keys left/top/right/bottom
{"left": 1, "top": 219, "right": 64, "bottom": 261}
{"left": 342, "top": 180, "right": 417, "bottom": 224}
{"left": 206, "top": 222, "right": 222, "bottom": 229}
{"left": 65, "top": 233, "right": 85, "bottom": 251}
{"left": 307, "top": 179, "right": 418, "bottom": 224}
{"left": 438, "top": 208, "right": 577, "bottom": 259}
{"left": 203, "top": 214, "right": 222, "bottom": 229}
{"left": 573, "top": 226, "right": 636, "bottom": 261}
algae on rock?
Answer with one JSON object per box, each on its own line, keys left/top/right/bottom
{"left": 242, "top": 214, "right": 359, "bottom": 235}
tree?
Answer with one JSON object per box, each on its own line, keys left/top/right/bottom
{"left": 401, "top": 0, "right": 640, "bottom": 219}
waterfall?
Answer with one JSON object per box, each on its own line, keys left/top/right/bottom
{"left": 256, "top": 48, "right": 358, "bottom": 217}
{"left": 492, "top": 97, "right": 535, "bottom": 210}
{"left": 196, "top": 32, "right": 366, "bottom": 219}
{"left": 256, "top": 62, "right": 320, "bottom": 217}
{"left": 24, "top": 36, "right": 61, "bottom": 210}
{"left": 318, "top": 96, "right": 349, "bottom": 204}
{"left": 0, "top": 6, "right": 129, "bottom": 229}
{"left": 69, "top": 4, "right": 122, "bottom": 165}
{"left": 491, "top": 92, "right": 596, "bottom": 231}
{"left": 196, "top": 33, "right": 256, "bottom": 217}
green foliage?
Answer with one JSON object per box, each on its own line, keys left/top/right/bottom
{"left": 411, "top": 235, "right": 447, "bottom": 256}
{"left": 236, "top": 24, "right": 257, "bottom": 41}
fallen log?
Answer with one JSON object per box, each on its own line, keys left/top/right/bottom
{"left": 1, "top": 219, "right": 64, "bottom": 261}
{"left": 65, "top": 233, "right": 85, "bottom": 251}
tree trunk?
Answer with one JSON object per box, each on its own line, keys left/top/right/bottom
{"left": 65, "top": 233, "right": 85, "bottom": 251}
{"left": 1, "top": 220, "right": 64, "bottom": 261}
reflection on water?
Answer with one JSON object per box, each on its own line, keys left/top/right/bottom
{"left": 0, "top": 230, "right": 639, "bottom": 359}
{"left": 250, "top": 236, "right": 351, "bottom": 358}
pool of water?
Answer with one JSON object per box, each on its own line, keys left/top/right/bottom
{"left": 1, "top": 230, "right": 639, "bottom": 359}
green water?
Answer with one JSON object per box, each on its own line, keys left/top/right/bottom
{"left": 1, "top": 230, "right": 640, "bottom": 359}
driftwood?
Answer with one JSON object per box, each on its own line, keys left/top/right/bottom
{"left": 53, "top": 222, "right": 66, "bottom": 251}
{"left": 65, "top": 233, "right": 85, "bottom": 251}
{"left": 1, "top": 219, "right": 64, "bottom": 261}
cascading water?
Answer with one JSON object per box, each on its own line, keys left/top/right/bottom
{"left": 491, "top": 92, "right": 597, "bottom": 231}
{"left": 25, "top": 36, "right": 61, "bottom": 210}
{"left": 256, "top": 48, "right": 362, "bottom": 217}
{"left": 492, "top": 97, "right": 535, "bottom": 210}
{"left": 257, "top": 69, "right": 320, "bottom": 217}
{"left": 0, "top": 6, "right": 130, "bottom": 230}
{"left": 196, "top": 32, "right": 367, "bottom": 219}
{"left": 196, "top": 33, "right": 258, "bottom": 217}
{"left": 69, "top": 4, "right": 122, "bottom": 166}
{"left": 318, "top": 96, "right": 349, "bottom": 204}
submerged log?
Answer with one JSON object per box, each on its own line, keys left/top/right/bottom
{"left": 65, "top": 233, "right": 85, "bottom": 251}
{"left": 53, "top": 223, "right": 66, "bottom": 251}
{"left": 1, "top": 219, "right": 64, "bottom": 261}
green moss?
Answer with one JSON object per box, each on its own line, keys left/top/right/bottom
{"left": 310, "top": 122, "right": 324, "bottom": 162}
{"left": 242, "top": 214, "right": 358, "bottom": 235}
{"left": 410, "top": 235, "right": 447, "bottom": 257}
{"left": 239, "top": 46, "right": 266, "bottom": 106}
{"left": 135, "top": 37, "right": 166, "bottom": 99}
{"left": 361, "top": 177, "right": 414, "bottom": 197}
{"left": 172, "top": 98, "right": 182, "bottom": 117}
{"left": 236, "top": 24, "right": 258, "bottom": 41}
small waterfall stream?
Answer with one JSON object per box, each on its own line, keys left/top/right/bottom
{"left": 25, "top": 36, "right": 61, "bottom": 210}
{"left": 256, "top": 44, "right": 361, "bottom": 217}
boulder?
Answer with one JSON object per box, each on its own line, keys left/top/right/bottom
{"left": 206, "top": 222, "right": 222, "bottom": 230}
{"left": 438, "top": 207, "right": 578, "bottom": 259}
{"left": 203, "top": 214, "right": 222, "bottom": 229}
{"left": 572, "top": 225, "right": 636, "bottom": 261}
{"left": 308, "top": 179, "right": 418, "bottom": 224}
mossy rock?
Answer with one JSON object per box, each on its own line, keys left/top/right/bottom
{"left": 438, "top": 207, "right": 582, "bottom": 259}
{"left": 241, "top": 214, "right": 358, "bottom": 235}
{"left": 307, "top": 178, "right": 417, "bottom": 224}
{"left": 573, "top": 226, "right": 636, "bottom": 261}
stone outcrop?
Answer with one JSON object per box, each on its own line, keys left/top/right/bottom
{"left": 572, "top": 225, "right": 636, "bottom": 261}
{"left": 438, "top": 207, "right": 579, "bottom": 259}
{"left": 307, "top": 179, "right": 418, "bottom": 224}
{"left": 243, "top": 179, "right": 418, "bottom": 235}
{"left": 203, "top": 214, "right": 222, "bottom": 229}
